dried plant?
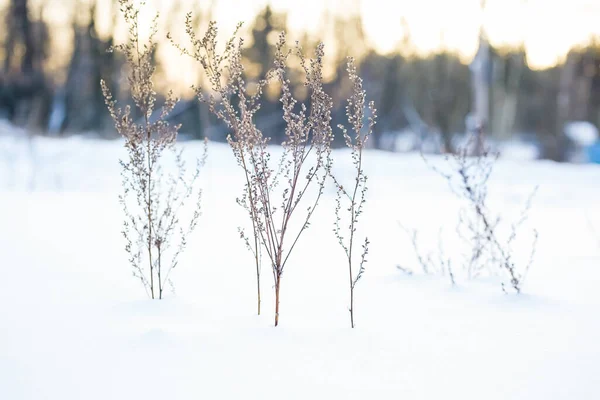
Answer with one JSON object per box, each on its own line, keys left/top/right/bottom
{"left": 436, "top": 228, "right": 456, "bottom": 286}
{"left": 398, "top": 223, "right": 456, "bottom": 286}
{"left": 101, "top": 0, "right": 206, "bottom": 299}
{"left": 171, "top": 19, "right": 335, "bottom": 326}
{"left": 422, "top": 129, "right": 537, "bottom": 293}
{"left": 398, "top": 222, "right": 434, "bottom": 275}
{"left": 238, "top": 224, "right": 262, "bottom": 315}
{"left": 331, "top": 58, "right": 376, "bottom": 328}
{"left": 170, "top": 18, "right": 265, "bottom": 316}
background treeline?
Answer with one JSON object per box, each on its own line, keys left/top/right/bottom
{"left": 1, "top": 0, "right": 600, "bottom": 161}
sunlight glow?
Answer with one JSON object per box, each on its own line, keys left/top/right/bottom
{"left": 3, "top": 0, "right": 600, "bottom": 87}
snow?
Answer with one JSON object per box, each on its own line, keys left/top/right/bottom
{"left": 378, "top": 129, "right": 542, "bottom": 162}
{"left": 565, "top": 120, "right": 599, "bottom": 147}
{"left": 1, "top": 134, "right": 600, "bottom": 399}
{"left": 497, "top": 140, "right": 540, "bottom": 161}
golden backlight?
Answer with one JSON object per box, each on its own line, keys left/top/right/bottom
{"left": 3, "top": 0, "right": 600, "bottom": 89}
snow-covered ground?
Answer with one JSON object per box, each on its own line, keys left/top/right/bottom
{"left": 1, "top": 135, "right": 600, "bottom": 399}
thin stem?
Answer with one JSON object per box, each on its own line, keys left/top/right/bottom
{"left": 157, "top": 244, "right": 162, "bottom": 299}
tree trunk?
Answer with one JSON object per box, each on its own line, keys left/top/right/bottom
{"left": 5, "top": 0, "right": 34, "bottom": 73}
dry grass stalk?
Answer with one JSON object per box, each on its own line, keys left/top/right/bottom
{"left": 423, "top": 129, "right": 537, "bottom": 293}
{"left": 102, "top": 0, "right": 206, "bottom": 299}
{"left": 331, "top": 57, "right": 376, "bottom": 328}
{"left": 171, "top": 19, "right": 336, "bottom": 325}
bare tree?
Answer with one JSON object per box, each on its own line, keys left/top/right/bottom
{"left": 4, "top": 0, "right": 34, "bottom": 74}
{"left": 331, "top": 58, "right": 376, "bottom": 328}
{"left": 102, "top": 0, "right": 205, "bottom": 299}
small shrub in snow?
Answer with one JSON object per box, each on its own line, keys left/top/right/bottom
{"left": 172, "top": 20, "right": 372, "bottom": 326}
{"left": 101, "top": 0, "right": 206, "bottom": 299}
{"left": 331, "top": 58, "right": 376, "bottom": 328}
{"left": 398, "top": 224, "right": 456, "bottom": 286}
{"left": 408, "top": 130, "right": 537, "bottom": 293}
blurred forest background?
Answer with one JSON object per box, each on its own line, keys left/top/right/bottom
{"left": 1, "top": 0, "right": 600, "bottom": 162}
